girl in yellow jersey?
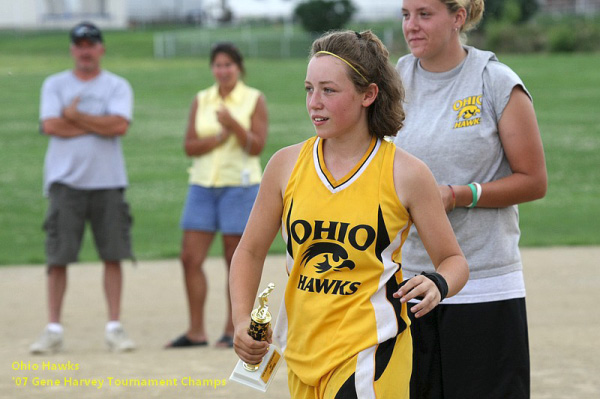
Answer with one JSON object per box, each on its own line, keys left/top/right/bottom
{"left": 230, "top": 30, "right": 469, "bottom": 399}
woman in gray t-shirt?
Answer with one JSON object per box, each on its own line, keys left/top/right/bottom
{"left": 394, "top": 1, "right": 547, "bottom": 398}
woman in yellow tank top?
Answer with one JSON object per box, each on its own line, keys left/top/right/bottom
{"left": 230, "top": 31, "right": 468, "bottom": 398}
{"left": 166, "top": 43, "right": 269, "bottom": 349}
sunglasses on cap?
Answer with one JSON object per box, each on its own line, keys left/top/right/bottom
{"left": 70, "top": 23, "right": 103, "bottom": 43}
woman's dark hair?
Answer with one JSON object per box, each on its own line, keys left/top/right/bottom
{"left": 210, "top": 42, "right": 245, "bottom": 77}
{"left": 310, "top": 30, "right": 405, "bottom": 139}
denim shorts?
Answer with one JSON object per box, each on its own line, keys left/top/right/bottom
{"left": 180, "top": 184, "right": 259, "bottom": 235}
{"left": 43, "top": 183, "right": 134, "bottom": 266}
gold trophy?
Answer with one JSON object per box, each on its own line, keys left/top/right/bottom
{"left": 230, "top": 283, "right": 283, "bottom": 392}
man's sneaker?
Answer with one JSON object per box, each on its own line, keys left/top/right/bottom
{"left": 105, "top": 326, "right": 136, "bottom": 352}
{"left": 30, "top": 328, "right": 63, "bottom": 354}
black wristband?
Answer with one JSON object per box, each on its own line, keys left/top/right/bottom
{"left": 421, "top": 272, "right": 449, "bottom": 301}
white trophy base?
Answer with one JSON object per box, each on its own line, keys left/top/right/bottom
{"left": 229, "top": 344, "right": 283, "bottom": 392}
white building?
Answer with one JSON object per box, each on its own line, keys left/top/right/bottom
{"left": 0, "top": 0, "right": 127, "bottom": 29}
{"left": 0, "top": 0, "right": 402, "bottom": 29}
{"left": 128, "top": 0, "right": 402, "bottom": 23}
{"left": 212, "top": 0, "right": 402, "bottom": 21}
{"left": 4, "top": 1, "right": 599, "bottom": 30}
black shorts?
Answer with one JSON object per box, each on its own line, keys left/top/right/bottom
{"left": 43, "top": 183, "right": 134, "bottom": 265}
{"left": 408, "top": 298, "right": 530, "bottom": 399}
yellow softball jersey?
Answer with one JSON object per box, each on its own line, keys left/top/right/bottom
{"left": 275, "top": 136, "right": 412, "bottom": 387}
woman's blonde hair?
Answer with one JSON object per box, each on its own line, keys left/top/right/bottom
{"left": 310, "top": 30, "right": 405, "bottom": 139}
{"left": 442, "top": 0, "right": 485, "bottom": 32}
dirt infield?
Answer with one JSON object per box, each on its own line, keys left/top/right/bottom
{"left": 1, "top": 247, "right": 599, "bottom": 399}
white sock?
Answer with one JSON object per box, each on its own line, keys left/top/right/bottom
{"left": 106, "top": 321, "right": 122, "bottom": 332}
{"left": 46, "top": 323, "right": 63, "bottom": 333}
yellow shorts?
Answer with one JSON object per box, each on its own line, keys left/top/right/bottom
{"left": 287, "top": 329, "right": 411, "bottom": 399}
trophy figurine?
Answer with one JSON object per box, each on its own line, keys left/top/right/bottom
{"left": 230, "top": 283, "right": 283, "bottom": 392}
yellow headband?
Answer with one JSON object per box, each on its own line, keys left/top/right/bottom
{"left": 316, "top": 51, "right": 369, "bottom": 83}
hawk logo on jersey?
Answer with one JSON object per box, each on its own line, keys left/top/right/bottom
{"left": 297, "top": 241, "right": 361, "bottom": 295}
{"left": 301, "top": 242, "right": 356, "bottom": 274}
{"left": 453, "top": 94, "right": 482, "bottom": 129}
{"left": 288, "top": 219, "right": 368, "bottom": 296}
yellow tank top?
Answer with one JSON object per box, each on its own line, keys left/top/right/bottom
{"left": 276, "top": 136, "right": 412, "bottom": 386}
{"left": 188, "top": 82, "right": 263, "bottom": 187}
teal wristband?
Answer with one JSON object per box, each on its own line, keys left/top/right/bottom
{"left": 467, "top": 183, "right": 477, "bottom": 208}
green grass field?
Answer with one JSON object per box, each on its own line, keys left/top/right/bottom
{"left": 0, "top": 28, "right": 598, "bottom": 265}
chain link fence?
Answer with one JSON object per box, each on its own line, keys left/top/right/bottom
{"left": 153, "top": 24, "right": 405, "bottom": 59}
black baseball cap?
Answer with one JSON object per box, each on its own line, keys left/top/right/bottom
{"left": 70, "top": 22, "right": 103, "bottom": 44}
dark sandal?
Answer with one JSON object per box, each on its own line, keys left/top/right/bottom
{"left": 215, "top": 335, "right": 234, "bottom": 348}
{"left": 165, "top": 334, "right": 208, "bottom": 348}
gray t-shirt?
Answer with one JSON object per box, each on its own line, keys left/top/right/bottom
{"left": 394, "top": 46, "right": 530, "bottom": 279}
{"left": 40, "top": 70, "right": 133, "bottom": 194}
